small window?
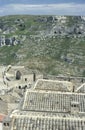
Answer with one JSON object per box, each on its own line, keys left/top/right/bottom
{"left": 74, "top": 104, "right": 77, "bottom": 107}
{"left": 25, "top": 78, "right": 27, "bottom": 81}
{"left": 0, "top": 97, "right": 2, "bottom": 100}
{"left": 4, "top": 123, "right": 6, "bottom": 126}
{"left": 24, "top": 85, "right": 27, "bottom": 88}
{"left": 19, "top": 86, "right": 21, "bottom": 89}
{"left": 7, "top": 123, "right": 9, "bottom": 126}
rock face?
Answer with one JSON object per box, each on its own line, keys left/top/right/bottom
{"left": 0, "top": 16, "right": 85, "bottom": 47}
{"left": 0, "top": 36, "right": 21, "bottom": 46}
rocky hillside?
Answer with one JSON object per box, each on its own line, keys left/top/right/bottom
{"left": 0, "top": 15, "right": 85, "bottom": 76}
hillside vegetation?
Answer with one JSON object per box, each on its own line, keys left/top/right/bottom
{"left": 0, "top": 15, "right": 85, "bottom": 76}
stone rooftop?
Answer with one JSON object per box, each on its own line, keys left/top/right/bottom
{"left": 22, "top": 90, "right": 85, "bottom": 114}
{"left": 2, "top": 77, "right": 85, "bottom": 130}
{"left": 8, "top": 111, "right": 85, "bottom": 130}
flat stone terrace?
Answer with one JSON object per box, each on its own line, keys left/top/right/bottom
{"left": 34, "top": 79, "right": 73, "bottom": 92}
{"left": 22, "top": 90, "right": 85, "bottom": 113}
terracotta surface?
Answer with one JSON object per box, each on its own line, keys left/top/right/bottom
{"left": 0, "top": 114, "right": 6, "bottom": 122}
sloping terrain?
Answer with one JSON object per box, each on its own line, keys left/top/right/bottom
{"left": 0, "top": 15, "right": 85, "bottom": 76}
